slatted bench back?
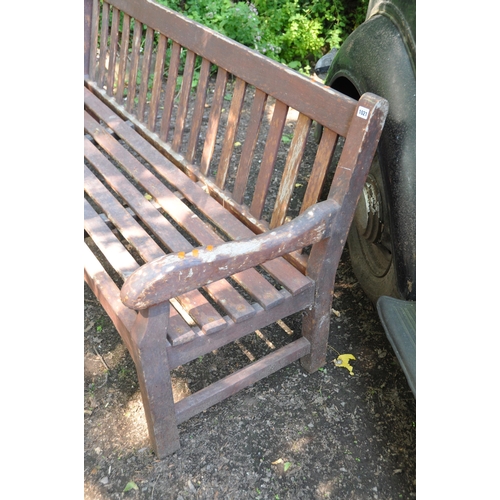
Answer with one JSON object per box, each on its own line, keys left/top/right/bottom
{"left": 84, "top": 0, "right": 370, "bottom": 271}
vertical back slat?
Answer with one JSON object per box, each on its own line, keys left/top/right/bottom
{"left": 88, "top": 0, "right": 100, "bottom": 80}
{"left": 115, "top": 13, "right": 131, "bottom": 104}
{"left": 172, "top": 49, "right": 197, "bottom": 152}
{"left": 270, "top": 113, "right": 312, "bottom": 229}
{"left": 300, "top": 127, "right": 338, "bottom": 214}
{"left": 249, "top": 100, "right": 288, "bottom": 219}
{"left": 185, "top": 57, "right": 212, "bottom": 163}
{"left": 232, "top": 88, "right": 268, "bottom": 204}
{"left": 97, "top": 1, "right": 110, "bottom": 88}
{"left": 126, "top": 19, "right": 143, "bottom": 113}
{"left": 147, "top": 34, "right": 168, "bottom": 132}
{"left": 215, "top": 77, "right": 247, "bottom": 189}
{"left": 200, "top": 68, "right": 228, "bottom": 175}
{"left": 106, "top": 7, "right": 121, "bottom": 96}
{"left": 159, "top": 41, "right": 182, "bottom": 141}
{"left": 137, "top": 26, "right": 155, "bottom": 122}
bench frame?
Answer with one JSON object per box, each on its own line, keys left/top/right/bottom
{"left": 84, "top": 0, "right": 388, "bottom": 458}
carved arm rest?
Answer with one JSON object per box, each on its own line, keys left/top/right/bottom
{"left": 121, "top": 200, "right": 339, "bottom": 310}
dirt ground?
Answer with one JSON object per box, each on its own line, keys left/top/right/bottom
{"left": 84, "top": 247, "right": 416, "bottom": 500}
{"left": 84, "top": 77, "right": 416, "bottom": 499}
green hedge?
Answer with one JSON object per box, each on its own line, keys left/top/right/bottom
{"left": 156, "top": 0, "right": 367, "bottom": 73}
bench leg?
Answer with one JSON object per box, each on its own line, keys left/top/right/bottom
{"left": 300, "top": 238, "right": 338, "bottom": 373}
{"left": 129, "top": 302, "right": 180, "bottom": 458}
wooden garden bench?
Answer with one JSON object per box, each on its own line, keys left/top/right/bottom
{"left": 84, "top": 0, "right": 388, "bottom": 458}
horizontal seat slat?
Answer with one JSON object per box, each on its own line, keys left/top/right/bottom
{"left": 85, "top": 166, "right": 211, "bottom": 341}
{"left": 85, "top": 143, "right": 227, "bottom": 334}
{"left": 84, "top": 243, "right": 137, "bottom": 347}
{"left": 84, "top": 112, "right": 279, "bottom": 315}
{"left": 84, "top": 239, "right": 194, "bottom": 346}
{"left": 84, "top": 199, "right": 140, "bottom": 280}
{"left": 84, "top": 88, "right": 314, "bottom": 298}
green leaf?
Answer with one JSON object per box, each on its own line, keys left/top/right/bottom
{"left": 284, "top": 461, "right": 291, "bottom": 472}
{"left": 123, "top": 481, "right": 139, "bottom": 492}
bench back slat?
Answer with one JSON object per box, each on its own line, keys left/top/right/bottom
{"left": 101, "top": 0, "right": 356, "bottom": 135}
{"left": 147, "top": 33, "right": 168, "bottom": 130}
{"left": 231, "top": 88, "right": 268, "bottom": 204}
{"left": 125, "top": 19, "right": 142, "bottom": 113}
{"left": 115, "top": 12, "right": 131, "bottom": 105}
{"left": 215, "top": 77, "right": 247, "bottom": 189}
{"left": 172, "top": 49, "right": 197, "bottom": 152}
{"left": 106, "top": 7, "right": 121, "bottom": 98}
{"left": 159, "top": 41, "right": 181, "bottom": 141}
{"left": 200, "top": 67, "right": 229, "bottom": 175}
{"left": 96, "top": 1, "right": 110, "bottom": 88}
{"left": 185, "top": 57, "right": 212, "bottom": 163}
{"left": 249, "top": 100, "right": 288, "bottom": 220}
{"left": 137, "top": 26, "right": 155, "bottom": 122}
{"left": 270, "top": 113, "right": 312, "bottom": 229}
{"left": 86, "top": 0, "right": 387, "bottom": 275}
{"left": 300, "top": 128, "right": 339, "bottom": 215}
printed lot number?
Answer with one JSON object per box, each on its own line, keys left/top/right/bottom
{"left": 357, "top": 106, "right": 369, "bottom": 119}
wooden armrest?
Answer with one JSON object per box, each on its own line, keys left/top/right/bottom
{"left": 121, "top": 200, "right": 339, "bottom": 310}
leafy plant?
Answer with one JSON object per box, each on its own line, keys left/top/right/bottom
{"left": 156, "top": 0, "right": 368, "bottom": 73}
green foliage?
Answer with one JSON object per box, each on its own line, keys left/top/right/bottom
{"left": 156, "top": 0, "right": 368, "bottom": 73}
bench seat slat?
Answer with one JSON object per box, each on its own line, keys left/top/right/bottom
{"left": 84, "top": 130, "right": 194, "bottom": 252}
{"left": 84, "top": 109, "right": 282, "bottom": 313}
{"left": 84, "top": 243, "right": 137, "bottom": 346}
{"left": 85, "top": 143, "right": 228, "bottom": 334}
{"left": 84, "top": 166, "right": 211, "bottom": 341}
{"left": 84, "top": 165, "right": 165, "bottom": 263}
{"left": 84, "top": 239, "right": 194, "bottom": 347}
{"left": 84, "top": 88, "right": 313, "bottom": 297}
{"left": 84, "top": 199, "right": 140, "bottom": 280}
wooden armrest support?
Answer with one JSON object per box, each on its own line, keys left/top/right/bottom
{"left": 121, "top": 200, "right": 339, "bottom": 310}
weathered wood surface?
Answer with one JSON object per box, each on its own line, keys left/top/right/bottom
{"left": 121, "top": 201, "right": 335, "bottom": 311}
{"left": 84, "top": 0, "right": 389, "bottom": 458}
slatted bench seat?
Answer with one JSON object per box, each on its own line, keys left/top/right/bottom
{"left": 84, "top": 0, "right": 388, "bottom": 458}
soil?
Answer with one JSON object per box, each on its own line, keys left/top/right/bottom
{"left": 84, "top": 77, "right": 416, "bottom": 499}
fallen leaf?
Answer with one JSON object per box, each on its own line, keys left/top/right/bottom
{"left": 272, "top": 458, "right": 283, "bottom": 465}
{"left": 123, "top": 481, "right": 139, "bottom": 492}
{"left": 144, "top": 193, "right": 152, "bottom": 200}
{"left": 334, "top": 354, "right": 356, "bottom": 375}
{"left": 234, "top": 141, "right": 242, "bottom": 147}
{"left": 284, "top": 462, "right": 291, "bottom": 472}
